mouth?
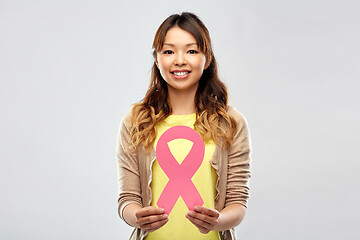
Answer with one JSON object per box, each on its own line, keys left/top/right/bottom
{"left": 171, "top": 70, "right": 191, "bottom": 79}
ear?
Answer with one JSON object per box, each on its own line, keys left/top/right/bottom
{"left": 204, "top": 59, "right": 211, "bottom": 70}
{"left": 203, "top": 54, "right": 212, "bottom": 70}
{"left": 155, "top": 57, "right": 159, "bottom": 68}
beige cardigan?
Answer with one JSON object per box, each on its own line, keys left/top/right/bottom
{"left": 116, "top": 106, "right": 251, "bottom": 240}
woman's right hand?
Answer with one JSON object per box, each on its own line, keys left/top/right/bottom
{"left": 135, "top": 206, "right": 169, "bottom": 232}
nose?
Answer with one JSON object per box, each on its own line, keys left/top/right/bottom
{"left": 174, "top": 52, "right": 187, "bottom": 66}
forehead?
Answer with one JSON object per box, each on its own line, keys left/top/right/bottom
{"left": 163, "top": 26, "right": 197, "bottom": 46}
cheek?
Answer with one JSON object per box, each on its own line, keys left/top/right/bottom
{"left": 156, "top": 58, "right": 171, "bottom": 81}
{"left": 157, "top": 57, "right": 171, "bottom": 72}
{"left": 193, "top": 56, "right": 207, "bottom": 71}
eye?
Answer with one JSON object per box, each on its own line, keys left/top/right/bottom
{"left": 188, "top": 50, "right": 198, "bottom": 54}
{"left": 163, "top": 50, "right": 173, "bottom": 54}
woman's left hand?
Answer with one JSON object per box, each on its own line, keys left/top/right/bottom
{"left": 186, "top": 206, "right": 220, "bottom": 234}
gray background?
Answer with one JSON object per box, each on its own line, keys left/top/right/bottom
{"left": 1, "top": 0, "right": 359, "bottom": 239}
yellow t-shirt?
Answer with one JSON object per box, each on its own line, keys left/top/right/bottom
{"left": 146, "top": 113, "right": 220, "bottom": 240}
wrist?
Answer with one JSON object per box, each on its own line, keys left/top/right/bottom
{"left": 123, "top": 203, "right": 142, "bottom": 228}
{"left": 214, "top": 212, "right": 224, "bottom": 231}
{"left": 213, "top": 204, "right": 246, "bottom": 231}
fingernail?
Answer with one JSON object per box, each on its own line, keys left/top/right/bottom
{"left": 160, "top": 208, "right": 164, "bottom": 213}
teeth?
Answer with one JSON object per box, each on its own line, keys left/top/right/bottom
{"left": 173, "top": 71, "right": 189, "bottom": 76}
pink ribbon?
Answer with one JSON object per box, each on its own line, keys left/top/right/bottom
{"left": 156, "top": 126, "right": 205, "bottom": 215}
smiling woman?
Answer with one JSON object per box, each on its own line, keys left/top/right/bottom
{"left": 156, "top": 26, "right": 208, "bottom": 114}
{"left": 116, "top": 12, "right": 252, "bottom": 240}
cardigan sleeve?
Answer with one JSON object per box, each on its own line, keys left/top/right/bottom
{"left": 225, "top": 108, "right": 252, "bottom": 208}
{"left": 116, "top": 112, "right": 143, "bottom": 221}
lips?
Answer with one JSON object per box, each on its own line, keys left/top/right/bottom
{"left": 171, "top": 70, "right": 191, "bottom": 79}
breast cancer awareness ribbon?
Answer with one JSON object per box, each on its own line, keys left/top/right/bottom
{"left": 156, "top": 125, "right": 205, "bottom": 215}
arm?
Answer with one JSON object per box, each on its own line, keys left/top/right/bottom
{"left": 116, "top": 114, "right": 168, "bottom": 231}
{"left": 116, "top": 113, "right": 142, "bottom": 221}
{"left": 225, "top": 109, "right": 252, "bottom": 208}
{"left": 186, "top": 109, "right": 251, "bottom": 233}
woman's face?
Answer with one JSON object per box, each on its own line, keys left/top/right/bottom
{"left": 156, "top": 26, "right": 207, "bottom": 95}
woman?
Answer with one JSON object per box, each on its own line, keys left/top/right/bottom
{"left": 116, "top": 12, "right": 251, "bottom": 240}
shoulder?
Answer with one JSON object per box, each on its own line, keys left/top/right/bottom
{"left": 227, "top": 106, "right": 252, "bottom": 151}
{"left": 122, "top": 109, "right": 132, "bottom": 125}
{"left": 119, "top": 109, "right": 134, "bottom": 134}
{"left": 227, "top": 105, "right": 249, "bottom": 128}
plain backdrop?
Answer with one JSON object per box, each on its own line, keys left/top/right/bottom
{"left": 1, "top": 0, "right": 359, "bottom": 239}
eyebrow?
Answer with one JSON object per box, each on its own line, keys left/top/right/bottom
{"left": 163, "top": 43, "right": 198, "bottom": 47}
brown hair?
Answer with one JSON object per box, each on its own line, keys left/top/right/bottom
{"left": 130, "top": 12, "right": 237, "bottom": 151}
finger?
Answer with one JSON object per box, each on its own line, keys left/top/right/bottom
{"left": 186, "top": 214, "right": 215, "bottom": 231}
{"left": 194, "top": 206, "right": 220, "bottom": 218}
{"left": 135, "top": 206, "right": 165, "bottom": 218}
{"left": 187, "top": 210, "right": 219, "bottom": 226}
{"left": 136, "top": 214, "right": 168, "bottom": 225}
{"left": 142, "top": 218, "right": 169, "bottom": 232}
{"left": 186, "top": 215, "right": 210, "bottom": 234}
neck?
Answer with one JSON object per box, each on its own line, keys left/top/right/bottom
{"left": 167, "top": 87, "right": 197, "bottom": 115}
